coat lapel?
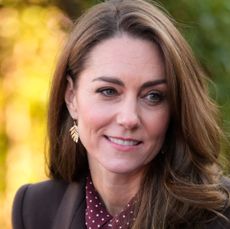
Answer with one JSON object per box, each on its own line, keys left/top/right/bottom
{"left": 52, "top": 180, "right": 87, "bottom": 229}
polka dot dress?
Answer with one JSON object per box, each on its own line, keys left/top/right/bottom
{"left": 85, "top": 176, "right": 136, "bottom": 229}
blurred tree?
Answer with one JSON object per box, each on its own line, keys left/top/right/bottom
{"left": 160, "top": 0, "right": 230, "bottom": 119}
{"left": 0, "top": 3, "right": 68, "bottom": 228}
{"left": 1, "top": 0, "right": 94, "bottom": 18}
{"left": 52, "top": 0, "right": 93, "bottom": 20}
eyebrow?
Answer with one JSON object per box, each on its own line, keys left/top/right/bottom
{"left": 92, "top": 76, "right": 124, "bottom": 86}
{"left": 92, "top": 76, "right": 166, "bottom": 89}
{"left": 140, "top": 79, "right": 166, "bottom": 90}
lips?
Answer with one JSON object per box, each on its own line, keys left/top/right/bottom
{"left": 105, "top": 136, "right": 142, "bottom": 146}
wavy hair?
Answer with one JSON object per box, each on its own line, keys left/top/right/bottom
{"left": 47, "top": 0, "right": 229, "bottom": 228}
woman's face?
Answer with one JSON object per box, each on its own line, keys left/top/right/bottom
{"left": 66, "top": 34, "right": 170, "bottom": 176}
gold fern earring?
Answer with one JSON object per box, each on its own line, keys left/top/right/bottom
{"left": 69, "top": 120, "right": 79, "bottom": 143}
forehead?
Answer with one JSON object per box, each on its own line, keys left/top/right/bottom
{"left": 79, "top": 34, "right": 165, "bottom": 84}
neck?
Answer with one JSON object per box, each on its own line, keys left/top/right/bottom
{"left": 89, "top": 163, "right": 144, "bottom": 216}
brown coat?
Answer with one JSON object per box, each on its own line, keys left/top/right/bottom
{"left": 12, "top": 178, "right": 230, "bottom": 229}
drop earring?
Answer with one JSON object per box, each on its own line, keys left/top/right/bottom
{"left": 69, "top": 120, "right": 79, "bottom": 143}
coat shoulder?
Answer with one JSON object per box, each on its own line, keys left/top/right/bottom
{"left": 206, "top": 176, "right": 230, "bottom": 229}
{"left": 12, "top": 179, "right": 69, "bottom": 229}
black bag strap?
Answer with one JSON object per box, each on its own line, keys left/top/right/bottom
{"left": 52, "top": 181, "right": 86, "bottom": 229}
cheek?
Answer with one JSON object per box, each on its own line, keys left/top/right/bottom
{"left": 77, "top": 102, "right": 112, "bottom": 136}
{"left": 146, "top": 108, "right": 170, "bottom": 137}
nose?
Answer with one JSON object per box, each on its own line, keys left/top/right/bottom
{"left": 116, "top": 97, "right": 141, "bottom": 130}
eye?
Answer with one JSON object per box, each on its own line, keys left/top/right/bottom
{"left": 143, "top": 91, "right": 165, "bottom": 105}
{"left": 96, "top": 87, "right": 118, "bottom": 97}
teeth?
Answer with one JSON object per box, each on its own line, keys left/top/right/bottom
{"left": 108, "top": 137, "right": 139, "bottom": 146}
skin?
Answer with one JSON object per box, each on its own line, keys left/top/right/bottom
{"left": 65, "top": 34, "right": 170, "bottom": 215}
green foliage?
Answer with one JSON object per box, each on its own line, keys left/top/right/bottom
{"left": 160, "top": 0, "right": 230, "bottom": 132}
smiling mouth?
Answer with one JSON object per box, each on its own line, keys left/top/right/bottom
{"left": 105, "top": 136, "right": 142, "bottom": 146}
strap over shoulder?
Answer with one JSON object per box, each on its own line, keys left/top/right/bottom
{"left": 52, "top": 180, "right": 86, "bottom": 229}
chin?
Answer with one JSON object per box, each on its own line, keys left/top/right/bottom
{"left": 103, "top": 162, "right": 146, "bottom": 175}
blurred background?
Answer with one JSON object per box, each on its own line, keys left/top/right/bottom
{"left": 0, "top": 0, "right": 229, "bottom": 228}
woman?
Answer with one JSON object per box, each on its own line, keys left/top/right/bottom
{"left": 12, "top": 0, "right": 230, "bottom": 228}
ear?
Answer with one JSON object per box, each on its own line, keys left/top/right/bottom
{"left": 65, "top": 76, "right": 78, "bottom": 119}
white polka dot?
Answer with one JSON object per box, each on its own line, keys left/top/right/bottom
{"left": 92, "top": 220, "right": 95, "bottom": 223}
{"left": 101, "top": 218, "right": 104, "bottom": 221}
{"left": 122, "top": 215, "right": 126, "bottom": 218}
{"left": 96, "top": 214, "right": 99, "bottom": 217}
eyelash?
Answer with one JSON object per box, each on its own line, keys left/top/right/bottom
{"left": 96, "top": 87, "right": 118, "bottom": 97}
{"left": 143, "top": 91, "right": 165, "bottom": 105}
{"left": 95, "top": 87, "right": 165, "bottom": 105}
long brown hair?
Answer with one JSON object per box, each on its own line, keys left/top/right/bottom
{"left": 47, "top": 0, "right": 229, "bottom": 228}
